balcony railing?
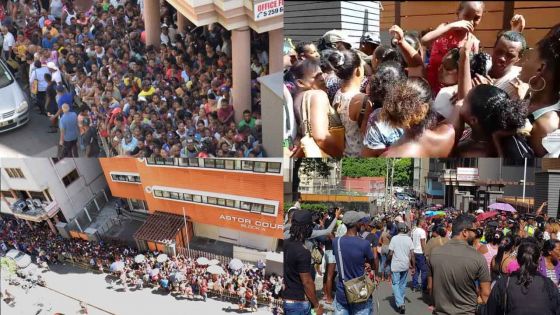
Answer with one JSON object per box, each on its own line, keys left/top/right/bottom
{"left": 11, "top": 200, "right": 58, "bottom": 221}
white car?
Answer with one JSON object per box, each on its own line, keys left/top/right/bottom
{"left": 0, "top": 59, "right": 29, "bottom": 132}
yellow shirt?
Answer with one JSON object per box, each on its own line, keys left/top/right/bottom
{"left": 124, "top": 77, "right": 142, "bottom": 88}
{"left": 42, "top": 27, "right": 59, "bottom": 38}
{"left": 138, "top": 86, "right": 155, "bottom": 98}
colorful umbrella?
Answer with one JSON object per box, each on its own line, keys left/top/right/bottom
{"left": 476, "top": 210, "right": 499, "bottom": 222}
{"left": 207, "top": 265, "right": 226, "bottom": 275}
{"left": 228, "top": 258, "right": 244, "bottom": 271}
{"left": 488, "top": 203, "right": 516, "bottom": 213}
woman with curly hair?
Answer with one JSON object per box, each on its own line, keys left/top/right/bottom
{"left": 362, "top": 61, "right": 406, "bottom": 157}
{"left": 518, "top": 23, "right": 560, "bottom": 157}
{"left": 378, "top": 77, "right": 456, "bottom": 157}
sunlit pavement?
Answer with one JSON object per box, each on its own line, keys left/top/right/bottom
{"left": 2, "top": 262, "right": 273, "bottom": 315}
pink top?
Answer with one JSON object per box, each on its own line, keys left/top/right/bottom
{"left": 507, "top": 259, "right": 520, "bottom": 274}
{"left": 483, "top": 244, "right": 498, "bottom": 271}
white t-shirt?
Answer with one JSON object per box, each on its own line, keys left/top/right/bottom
{"left": 388, "top": 233, "right": 414, "bottom": 272}
{"left": 411, "top": 227, "right": 427, "bottom": 254}
{"left": 2, "top": 32, "right": 15, "bottom": 52}
{"left": 544, "top": 231, "right": 560, "bottom": 241}
{"left": 433, "top": 85, "right": 458, "bottom": 119}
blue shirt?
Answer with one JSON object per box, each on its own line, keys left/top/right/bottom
{"left": 58, "top": 92, "right": 74, "bottom": 110}
{"left": 59, "top": 112, "right": 79, "bottom": 141}
{"left": 332, "top": 235, "right": 375, "bottom": 306}
{"left": 41, "top": 37, "right": 57, "bottom": 49}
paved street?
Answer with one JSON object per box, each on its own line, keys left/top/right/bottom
{"left": 315, "top": 273, "right": 432, "bottom": 315}
{"left": 0, "top": 108, "right": 58, "bottom": 157}
{"left": 2, "top": 263, "right": 273, "bottom": 315}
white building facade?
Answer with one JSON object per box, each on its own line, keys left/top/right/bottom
{"left": 0, "top": 158, "right": 107, "bottom": 233}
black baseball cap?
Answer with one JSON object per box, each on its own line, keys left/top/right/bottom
{"left": 292, "top": 209, "right": 313, "bottom": 225}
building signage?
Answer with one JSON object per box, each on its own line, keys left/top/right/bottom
{"left": 219, "top": 214, "right": 283, "bottom": 233}
{"left": 254, "top": 0, "right": 284, "bottom": 21}
{"left": 457, "top": 168, "right": 479, "bottom": 181}
{"left": 45, "top": 201, "right": 60, "bottom": 217}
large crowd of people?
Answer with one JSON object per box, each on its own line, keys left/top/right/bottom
{"left": 1, "top": 0, "right": 266, "bottom": 158}
{"left": 284, "top": 1, "right": 560, "bottom": 158}
{"left": 0, "top": 217, "right": 283, "bottom": 313}
{"left": 283, "top": 200, "right": 560, "bottom": 315}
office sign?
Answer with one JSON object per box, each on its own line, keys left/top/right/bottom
{"left": 457, "top": 168, "right": 479, "bottom": 181}
{"left": 254, "top": 0, "right": 284, "bottom": 21}
{"left": 219, "top": 214, "right": 283, "bottom": 233}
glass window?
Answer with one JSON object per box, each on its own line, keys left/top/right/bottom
{"left": 183, "top": 194, "right": 193, "bottom": 201}
{"left": 263, "top": 205, "right": 276, "bottom": 214}
{"left": 267, "top": 162, "right": 281, "bottom": 173}
{"left": 251, "top": 203, "right": 263, "bottom": 213}
{"left": 240, "top": 201, "right": 251, "bottom": 210}
{"left": 217, "top": 198, "right": 226, "bottom": 206}
{"left": 155, "top": 157, "right": 166, "bottom": 165}
{"left": 215, "top": 159, "right": 225, "bottom": 169}
{"left": 226, "top": 199, "right": 235, "bottom": 208}
{"left": 154, "top": 190, "right": 163, "bottom": 197}
{"left": 179, "top": 158, "right": 189, "bottom": 167}
{"left": 146, "top": 157, "right": 155, "bottom": 165}
{"left": 225, "top": 160, "right": 235, "bottom": 170}
{"left": 170, "top": 192, "right": 180, "bottom": 199}
{"left": 28, "top": 191, "right": 46, "bottom": 201}
{"left": 6, "top": 168, "right": 25, "bottom": 179}
{"left": 204, "top": 159, "right": 216, "bottom": 168}
{"left": 207, "top": 197, "right": 217, "bottom": 204}
{"left": 242, "top": 160, "right": 254, "bottom": 171}
{"left": 111, "top": 174, "right": 118, "bottom": 181}
{"left": 188, "top": 158, "right": 199, "bottom": 167}
{"left": 254, "top": 162, "right": 267, "bottom": 173}
{"left": 62, "top": 169, "right": 79, "bottom": 186}
{"left": 162, "top": 191, "right": 170, "bottom": 198}
{"left": 164, "top": 158, "right": 175, "bottom": 166}
{"left": 193, "top": 195, "right": 202, "bottom": 203}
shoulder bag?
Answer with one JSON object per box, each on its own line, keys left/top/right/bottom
{"left": 31, "top": 70, "right": 38, "bottom": 95}
{"left": 300, "top": 91, "right": 330, "bottom": 157}
{"left": 337, "top": 237, "right": 376, "bottom": 304}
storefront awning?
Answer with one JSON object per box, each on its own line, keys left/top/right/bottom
{"left": 133, "top": 212, "right": 185, "bottom": 244}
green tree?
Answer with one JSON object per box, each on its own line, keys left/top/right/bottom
{"left": 299, "top": 158, "right": 334, "bottom": 179}
{"left": 341, "top": 158, "right": 413, "bottom": 186}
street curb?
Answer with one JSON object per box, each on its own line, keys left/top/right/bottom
{"left": 41, "top": 284, "right": 116, "bottom": 315}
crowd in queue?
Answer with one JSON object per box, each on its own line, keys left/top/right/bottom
{"left": 283, "top": 1, "right": 560, "bottom": 158}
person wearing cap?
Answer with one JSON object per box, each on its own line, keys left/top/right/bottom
{"left": 330, "top": 211, "right": 376, "bottom": 314}
{"left": 160, "top": 24, "right": 170, "bottom": 46}
{"left": 47, "top": 62, "right": 62, "bottom": 84}
{"left": 59, "top": 103, "right": 79, "bottom": 157}
{"left": 41, "top": 19, "right": 59, "bottom": 38}
{"left": 82, "top": 117, "right": 100, "bottom": 157}
{"left": 428, "top": 214, "right": 491, "bottom": 315}
{"left": 386, "top": 221, "right": 415, "bottom": 314}
{"left": 322, "top": 30, "right": 352, "bottom": 51}
{"left": 359, "top": 32, "right": 381, "bottom": 57}
{"left": 283, "top": 209, "right": 324, "bottom": 315}
{"left": 1, "top": 26, "right": 14, "bottom": 60}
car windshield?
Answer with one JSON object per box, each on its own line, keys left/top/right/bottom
{"left": 0, "top": 62, "right": 14, "bottom": 89}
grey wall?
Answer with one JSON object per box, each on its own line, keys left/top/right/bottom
{"left": 477, "top": 159, "right": 536, "bottom": 197}
{"left": 535, "top": 171, "right": 560, "bottom": 218}
{"left": 285, "top": 1, "right": 380, "bottom": 48}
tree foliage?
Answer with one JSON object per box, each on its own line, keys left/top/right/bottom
{"left": 299, "top": 158, "right": 334, "bottom": 179}
{"left": 341, "top": 158, "right": 413, "bottom": 186}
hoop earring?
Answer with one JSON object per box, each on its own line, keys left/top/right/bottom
{"left": 528, "top": 76, "right": 546, "bottom": 92}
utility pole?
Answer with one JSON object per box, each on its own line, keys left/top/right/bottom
{"left": 391, "top": 158, "right": 396, "bottom": 211}
{"left": 385, "top": 159, "right": 390, "bottom": 213}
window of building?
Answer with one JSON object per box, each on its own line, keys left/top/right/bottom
{"left": 154, "top": 190, "right": 163, "bottom": 197}
{"left": 204, "top": 159, "right": 216, "bottom": 168}
{"left": 207, "top": 197, "right": 217, "bottom": 205}
{"left": 251, "top": 203, "right": 263, "bottom": 213}
{"left": 178, "top": 158, "right": 189, "bottom": 167}
{"left": 170, "top": 192, "right": 180, "bottom": 200}
{"left": 254, "top": 162, "right": 267, "bottom": 173}
{"left": 240, "top": 201, "right": 251, "bottom": 211}
{"left": 183, "top": 194, "right": 193, "bottom": 201}
{"left": 5, "top": 168, "right": 25, "bottom": 179}
{"left": 263, "top": 205, "right": 275, "bottom": 214}
{"left": 503, "top": 158, "right": 533, "bottom": 167}
{"left": 226, "top": 199, "right": 235, "bottom": 208}
{"left": 225, "top": 160, "right": 235, "bottom": 170}
{"left": 215, "top": 159, "right": 225, "bottom": 169}
{"left": 129, "top": 199, "right": 146, "bottom": 210}
{"left": 62, "top": 169, "right": 79, "bottom": 187}
{"left": 188, "top": 158, "right": 199, "bottom": 167}
{"left": 162, "top": 191, "right": 170, "bottom": 198}
{"left": 193, "top": 195, "right": 202, "bottom": 203}
{"left": 44, "top": 189, "right": 52, "bottom": 202}
{"left": 217, "top": 198, "right": 226, "bottom": 206}
{"left": 111, "top": 174, "right": 140, "bottom": 183}
{"left": 267, "top": 162, "right": 281, "bottom": 173}
{"left": 242, "top": 161, "right": 254, "bottom": 171}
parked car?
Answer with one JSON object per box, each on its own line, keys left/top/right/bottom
{"left": 0, "top": 59, "right": 29, "bottom": 133}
